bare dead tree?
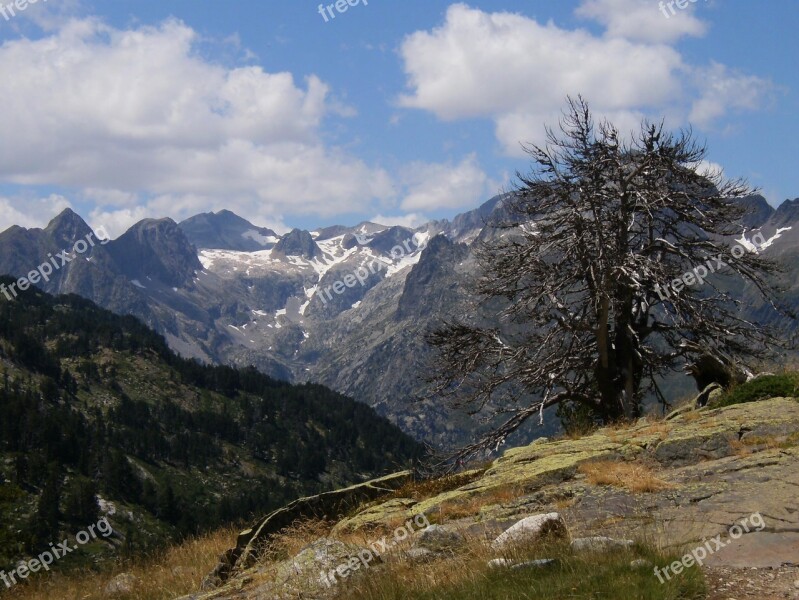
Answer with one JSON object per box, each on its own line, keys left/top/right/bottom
{"left": 428, "top": 97, "right": 786, "bottom": 463}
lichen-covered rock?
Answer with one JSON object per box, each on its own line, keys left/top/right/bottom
{"left": 189, "top": 398, "right": 799, "bottom": 599}
{"left": 332, "top": 497, "right": 418, "bottom": 535}
{"left": 694, "top": 382, "right": 723, "bottom": 408}
{"left": 206, "top": 470, "right": 412, "bottom": 586}
{"left": 273, "top": 538, "right": 375, "bottom": 592}
{"left": 415, "top": 525, "right": 465, "bottom": 552}
{"left": 653, "top": 398, "right": 799, "bottom": 466}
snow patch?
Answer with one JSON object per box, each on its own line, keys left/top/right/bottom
{"left": 242, "top": 230, "right": 279, "bottom": 246}
{"left": 751, "top": 227, "right": 793, "bottom": 251}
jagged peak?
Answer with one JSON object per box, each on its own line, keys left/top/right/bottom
{"left": 272, "top": 228, "right": 321, "bottom": 259}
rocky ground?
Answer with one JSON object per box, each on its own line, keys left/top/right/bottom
{"left": 704, "top": 566, "right": 799, "bottom": 599}
{"left": 181, "top": 397, "right": 799, "bottom": 599}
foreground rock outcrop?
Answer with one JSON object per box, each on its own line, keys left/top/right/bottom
{"left": 186, "top": 397, "right": 799, "bottom": 599}
{"left": 201, "top": 471, "right": 413, "bottom": 589}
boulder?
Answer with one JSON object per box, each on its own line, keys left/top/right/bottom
{"left": 694, "top": 383, "right": 723, "bottom": 408}
{"left": 274, "top": 538, "right": 375, "bottom": 591}
{"left": 491, "top": 512, "right": 569, "bottom": 551}
{"left": 105, "top": 573, "right": 139, "bottom": 596}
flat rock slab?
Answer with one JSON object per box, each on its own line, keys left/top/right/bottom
{"left": 704, "top": 532, "right": 799, "bottom": 568}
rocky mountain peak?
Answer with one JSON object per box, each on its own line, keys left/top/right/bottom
{"left": 737, "top": 194, "right": 775, "bottom": 229}
{"left": 107, "top": 218, "right": 202, "bottom": 287}
{"left": 179, "top": 210, "right": 278, "bottom": 251}
{"left": 772, "top": 198, "right": 799, "bottom": 228}
{"left": 272, "top": 228, "right": 321, "bottom": 259}
{"left": 44, "top": 208, "right": 94, "bottom": 244}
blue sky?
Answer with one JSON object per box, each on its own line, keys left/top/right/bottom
{"left": 0, "top": 0, "right": 795, "bottom": 236}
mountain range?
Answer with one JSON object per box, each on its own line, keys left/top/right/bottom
{"left": 0, "top": 194, "right": 797, "bottom": 448}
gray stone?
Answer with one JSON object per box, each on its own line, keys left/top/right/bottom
{"left": 487, "top": 558, "right": 514, "bottom": 569}
{"left": 492, "top": 512, "right": 569, "bottom": 551}
{"left": 401, "top": 547, "right": 436, "bottom": 563}
{"left": 105, "top": 573, "right": 139, "bottom": 596}
{"left": 271, "top": 538, "right": 376, "bottom": 595}
{"left": 694, "top": 383, "right": 723, "bottom": 408}
{"left": 416, "top": 525, "right": 465, "bottom": 551}
{"left": 571, "top": 536, "right": 635, "bottom": 552}
{"left": 510, "top": 558, "right": 557, "bottom": 570}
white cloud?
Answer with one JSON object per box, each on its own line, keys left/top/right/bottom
{"left": 575, "top": 0, "right": 707, "bottom": 43}
{"left": 0, "top": 194, "right": 72, "bottom": 233}
{"left": 400, "top": 154, "right": 491, "bottom": 211}
{"left": 689, "top": 62, "right": 772, "bottom": 127}
{"left": 399, "top": 3, "right": 772, "bottom": 155}
{"left": 0, "top": 18, "right": 394, "bottom": 225}
{"left": 370, "top": 213, "right": 430, "bottom": 229}
{"left": 87, "top": 206, "right": 151, "bottom": 239}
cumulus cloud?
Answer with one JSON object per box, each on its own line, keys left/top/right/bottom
{"left": 399, "top": 3, "right": 772, "bottom": 155}
{"left": 400, "top": 154, "right": 491, "bottom": 211}
{"left": 575, "top": 0, "right": 707, "bottom": 43}
{"left": 0, "top": 194, "right": 72, "bottom": 233}
{"left": 87, "top": 206, "right": 152, "bottom": 239}
{"left": 0, "top": 17, "right": 394, "bottom": 227}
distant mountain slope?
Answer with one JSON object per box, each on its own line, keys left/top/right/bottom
{"left": 0, "top": 280, "right": 423, "bottom": 571}
{"left": 0, "top": 194, "right": 796, "bottom": 450}
{"left": 179, "top": 210, "right": 279, "bottom": 252}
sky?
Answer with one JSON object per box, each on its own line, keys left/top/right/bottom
{"left": 0, "top": 0, "right": 796, "bottom": 237}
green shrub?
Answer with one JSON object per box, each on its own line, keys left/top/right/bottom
{"left": 711, "top": 373, "right": 799, "bottom": 408}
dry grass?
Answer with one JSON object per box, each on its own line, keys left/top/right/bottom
{"left": 554, "top": 496, "right": 577, "bottom": 511}
{"left": 606, "top": 428, "right": 624, "bottom": 444}
{"left": 431, "top": 485, "right": 524, "bottom": 522}
{"left": 729, "top": 438, "right": 754, "bottom": 457}
{"left": 260, "top": 518, "right": 335, "bottom": 562}
{"left": 635, "top": 421, "right": 672, "bottom": 441}
{"left": 328, "top": 534, "right": 705, "bottom": 600}
{"left": 5, "top": 526, "right": 238, "bottom": 600}
{"left": 579, "top": 460, "right": 674, "bottom": 493}
{"left": 731, "top": 432, "right": 799, "bottom": 457}
{"left": 386, "top": 470, "right": 486, "bottom": 504}
{"left": 682, "top": 410, "right": 702, "bottom": 422}
{"left": 331, "top": 533, "right": 498, "bottom": 599}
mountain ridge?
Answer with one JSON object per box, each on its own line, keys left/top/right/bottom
{"left": 0, "top": 193, "right": 796, "bottom": 448}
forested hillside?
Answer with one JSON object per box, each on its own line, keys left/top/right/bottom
{"left": 0, "top": 276, "right": 423, "bottom": 572}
